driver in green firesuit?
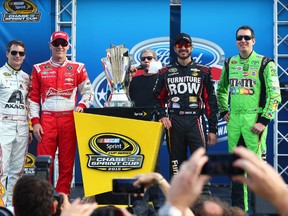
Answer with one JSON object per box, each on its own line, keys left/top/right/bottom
{"left": 217, "top": 25, "right": 282, "bottom": 213}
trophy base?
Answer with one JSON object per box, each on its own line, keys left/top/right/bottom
{"left": 104, "top": 100, "right": 134, "bottom": 107}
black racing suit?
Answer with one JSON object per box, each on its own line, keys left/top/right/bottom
{"left": 153, "top": 60, "right": 218, "bottom": 176}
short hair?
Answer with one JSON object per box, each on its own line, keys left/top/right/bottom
{"left": 236, "top": 25, "right": 255, "bottom": 38}
{"left": 192, "top": 196, "right": 230, "bottom": 216}
{"left": 13, "top": 175, "right": 54, "bottom": 216}
{"left": 228, "top": 206, "right": 248, "bottom": 216}
{"left": 140, "top": 49, "right": 158, "bottom": 60}
{"left": 90, "top": 205, "right": 124, "bottom": 216}
{"left": 6, "top": 40, "right": 25, "bottom": 52}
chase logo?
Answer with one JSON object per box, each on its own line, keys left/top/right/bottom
{"left": 25, "top": 153, "right": 36, "bottom": 168}
{"left": 87, "top": 133, "right": 144, "bottom": 171}
{"left": 24, "top": 153, "right": 36, "bottom": 174}
{"left": 2, "top": 0, "right": 41, "bottom": 22}
{"left": 92, "top": 36, "right": 225, "bottom": 108}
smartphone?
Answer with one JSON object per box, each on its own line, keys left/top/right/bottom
{"left": 112, "top": 178, "right": 144, "bottom": 194}
{"left": 201, "top": 153, "right": 244, "bottom": 176}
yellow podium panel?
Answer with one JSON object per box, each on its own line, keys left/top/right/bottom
{"left": 74, "top": 112, "right": 163, "bottom": 197}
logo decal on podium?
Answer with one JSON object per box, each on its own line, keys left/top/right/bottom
{"left": 87, "top": 133, "right": 144, "bottom": 171}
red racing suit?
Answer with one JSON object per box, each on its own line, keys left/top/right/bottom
{"left": 153, "top": 61, "right": 218, "bottom": 175}
{"left": 28, "top": 58, "right": 93, "bottom": 194}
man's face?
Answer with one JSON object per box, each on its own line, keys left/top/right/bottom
{"left": 50, "top": 39, "right": 70, "bottom": 61}
{"left": 6, "top": 44, "right": 25, "bottom": 69}
{"left": 174, "top": 39, "right": 192, "bottom": 60}
{"left": 140, "top": 51, "right": 156, "bottom": 72}
{"left": 236, "top": 29, "right": 255, "bottom": 54}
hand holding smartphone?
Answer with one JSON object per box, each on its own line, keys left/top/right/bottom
{"left": 112, "top": 178, "right": 144, "bottom": 194}
{"left": 201, "top": 153, "right": 244, "bottom": 176}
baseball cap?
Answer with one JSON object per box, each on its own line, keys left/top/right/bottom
{"left": 174, "top": 32, "right": 192, "bottom": 44}
{"left": 50, "top": 31, "right": 69, "bottom": 42}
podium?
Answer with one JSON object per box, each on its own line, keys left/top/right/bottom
{"left": 74, "top": 107, "right": 163, "bottom": 203}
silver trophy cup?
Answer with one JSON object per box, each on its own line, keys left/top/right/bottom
{"left": 101, "top": 44, "right": 134, "bottom": 107}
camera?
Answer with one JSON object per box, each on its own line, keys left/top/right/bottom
{"left": 112, "top": 178, "right": 144, "bottom": 194}
{"left": 34, "top": 156, "right": 62, "bottom": 216}
{"left": 53, "top": 192, "right": 63, "bottom": 216}
{"left": 35, "top": 155, "right": 52, "bottom": 181}
{"left": 201, "top": 153, "right": 244, "bottom": 176}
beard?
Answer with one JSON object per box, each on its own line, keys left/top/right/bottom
{"left": 177, "top": 50, "right": 192, "bottom": 60}
{"left": 140, "top": 63, "right": 147, "bottom": 70}
{"left": 141, "top": 63, "right": 150, "bottom": 72}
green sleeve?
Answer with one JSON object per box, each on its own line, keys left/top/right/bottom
{"left": 217, "top": 60, "right": 230, "bottom": 114}
{"left": 261, "top": 61, "right": 282, "bottom": 120}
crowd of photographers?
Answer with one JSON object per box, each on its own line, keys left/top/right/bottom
{"left": 0, "top": 146, "right": 288, "bottom": 216}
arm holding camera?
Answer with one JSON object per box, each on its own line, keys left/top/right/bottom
{"left": 158, "top": 147, "right": 210, "bottom": 216}
{"left": 133, "top": 172, "right": 170, "bottom": 197}
{"left": 60, "top": 195, "right": 97, "bottom": 216}
{"left": 133, "top": 172, "right": 195, "bottom": 216}
{"left": 232, "top": 146, "right": 288, "bottom": 216}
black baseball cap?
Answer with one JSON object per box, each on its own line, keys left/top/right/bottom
{"left": 174, "top": 32, "right": 192, "bottom": 44}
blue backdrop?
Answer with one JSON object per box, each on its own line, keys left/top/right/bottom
{"left": 0, "top": 0, "right": 275, "bottom": 184}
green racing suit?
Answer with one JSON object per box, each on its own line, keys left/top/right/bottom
{"left": 217, "top": 50, "right": 281, "bottom": 212}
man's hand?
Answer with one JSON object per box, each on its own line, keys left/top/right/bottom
{"left": 60, "top": 197, "right": 97, "bottom": 216}
{"left": 159, "top": 117, "right": 171, "bottom": 129}
{"left": 134, "top": 172, "right": 165, "bottom": 190}
{"left": 74, "top": 106, "right": 84, "bottom": 112}
{"left": 223, "top": 112, "right": 230, "bottom": 122}
{"left": 33, "top": 123, "right": 43, "bottom": 142}
{"left": 207, "top": 132, "right": 217, "bottom": 147}
{"left": 29, "top": 132, "right": 33, "bottom": 144}
{"left": 251, "top": 122, "right": 265, "bottom": 135}
{"left": 232, "top": 146, "right": 288, "bottom": 215}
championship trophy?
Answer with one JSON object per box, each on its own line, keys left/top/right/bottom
{"left": 101, "top": 44, "right": 134, "bottom": 107}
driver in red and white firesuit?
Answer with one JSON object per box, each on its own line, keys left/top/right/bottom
{"left": 28, "top": 31, "right": 94, "bottom": 195}
{"left": 0, "top": 40, "right": 33, "bottom": 207}
{"left": 153, "top": 33, "right": 218, "bottom": 176}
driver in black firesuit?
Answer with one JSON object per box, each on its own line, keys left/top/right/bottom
{"left": 152, "top": 32, "right": 218, "bottom": 176}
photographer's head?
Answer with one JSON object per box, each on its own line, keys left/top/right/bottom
{"left": 192, "top": 196, "right": 230, "bottom": 216}
{"left": 13, "top": 175, "right": 57, "bottom": 216}
{"left": 89, "top": 205, "right": 134, "bottom": 216}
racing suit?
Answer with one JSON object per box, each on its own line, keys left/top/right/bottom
{"left": 217, "top": 51, "right": 281, "bottom": 211}
{"left": 28, "top": 58, "right": 93, "bottom": 194}
{"left": 0, "top": 63, "right": 30, "bottom": 206}
{"left": 153, "top": 61, "right": 218, "bottom": 176}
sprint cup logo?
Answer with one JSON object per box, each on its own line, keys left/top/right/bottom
{"left": 91, "top": 37, "right": 227, "bottom": 142}
{"left": 87, "top": 133, "right": 144, "bottom": 171}
{"left": 2, "top": 0, "right": 41, "bottom": 22}
{"left": 24, "top": 153, "right": 36, "bottom": 174}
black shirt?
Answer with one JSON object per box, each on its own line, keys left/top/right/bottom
{"left": 129, "top": 73, "right": 159, "bottom": 107}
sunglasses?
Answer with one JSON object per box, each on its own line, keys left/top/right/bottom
{"left": 51, "top": 40, "right": 69, "bottom": 47}
{"left": 236, "top": 35, "right": 253, "bottom": 41}
{"left": 10, "top": 50, "right": 25, "bottom": 57}
{"left": 175, "top": 42, "right": 192, "bottom": 48}
{"left": 140, "top": 56, "right": 154, "bottom": 61}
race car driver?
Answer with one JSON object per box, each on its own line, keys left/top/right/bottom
{"left": 0, "top": 40, "right": 32, "bottom": 207}
{"left": 217, "top": 25, "right": 281, "bottom": 212}
{"left": 28, "top": 31, "right": 94, "bottom": 195}
{"left": 153, "top": 32, "right": 218, "bottom": 176}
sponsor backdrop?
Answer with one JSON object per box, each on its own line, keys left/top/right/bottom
{"left": 0, "top": 0, "right": 274, "bottom": 185}
{"left": 0, "top": 0, "right": 53, "bottom": 174}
